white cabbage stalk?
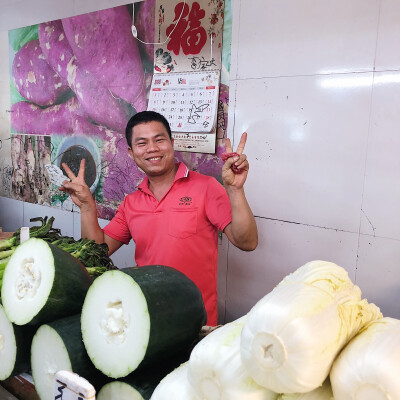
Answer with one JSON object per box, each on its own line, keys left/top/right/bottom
{"left": 330, "top": 317, "right": 400, "bottom": 400}
{"left": 241, "top": 260, "right": 382, "bottom": 394}
{"left": 277, "top": 380, "right": 334, "bottom": 399}
{"left": 188, "top": 316, "right": 278, "bottom": 400}
{"left": 278, "top": 260, "right": 355, "bottom": 294}
{"left": 151, "top": 362, "right": 199, "bottom": 400}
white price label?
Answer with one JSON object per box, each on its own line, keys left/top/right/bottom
{"left": 45, "top": 164, "right": 70, "bottom": 186}
{"left": 54, "top": 371, "right": 95, "bottom": 400}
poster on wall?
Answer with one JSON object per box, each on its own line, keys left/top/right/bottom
{"left": 10, "top": 135, "right": 52, "bottom": 205}
{"left": 154, "top": 0, "right": 225, "bottom": 74}
{"left": 6, "top": 0, "right": 232, "bottom": 220}
{"left": 148, "top": 70, "right": 221, "bottom": 152}
{"left": 152, "top": 0, "right": 224, "bottom": 152}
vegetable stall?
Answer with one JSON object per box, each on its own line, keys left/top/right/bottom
{"left": 0, "top": 220, "right": 399, "bottom": 399}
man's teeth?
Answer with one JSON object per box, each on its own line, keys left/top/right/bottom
{"left": 148, "top": 157, "right": 161, "bottom": 161}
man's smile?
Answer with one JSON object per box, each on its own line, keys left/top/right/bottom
{"left": 146, "top": 156, "right": 163, "bottom": 161}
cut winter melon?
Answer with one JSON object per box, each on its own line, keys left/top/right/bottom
{"left": 81, "top": 265, "right": 206, "bottom": 378}
{"left": 0, "top": 304, "right": 36, "bottom": 380}
{"left": 31, "top": 314, "right": 106, "bottom": 400}
{"left": 97, "top": 352, "right": 190, "bottom": 400}
{"left": 98, "top": 381, "right": 146, "bottom": 400}
{"left": 1, "top": 238, "right": 92, "bottom": 325}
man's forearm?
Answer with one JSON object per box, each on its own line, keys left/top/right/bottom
{"left": 225, "top": 187, "right": 258, "bottom": 251}
{"left": 80, "top": 202, "right": 105, "bottom": 244}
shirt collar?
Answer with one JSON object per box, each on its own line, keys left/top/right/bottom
{"left": 138, "top": 162, "right": 189, "bottom": 194}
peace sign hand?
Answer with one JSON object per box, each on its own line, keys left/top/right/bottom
{"left": 59, "top": 159, "right": 93, "bottom": 211}
{"left": 221, "top": 132, "right": 249, "bottom": 189}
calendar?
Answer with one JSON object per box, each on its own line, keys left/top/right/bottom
{"left": 148, "top": 71, "right": 220, "bottom": 130}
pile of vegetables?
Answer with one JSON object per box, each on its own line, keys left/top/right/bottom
{"left": 240, "top": 260, "right": 381, "bottom": 394}
{"left": 149, "top": 260, "right": 391, "bottom": 400}
{"left": 0, "top": 220, "right": 208, "bottom": 400}
{"left": 2, "top": 233, "right": 400, "bottom": 400}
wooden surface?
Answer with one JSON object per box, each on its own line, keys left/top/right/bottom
{"left": 0, "top": 232, "right": 13, "bottom": 240}
{"left": 0, "top": 376, "right": 39, "bottom": 400}
{"left": 0, "top": 385, "right": 19, "bottom": 400}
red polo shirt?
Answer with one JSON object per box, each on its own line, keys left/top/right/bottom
{"left": 103, "top": 162, "right": 232, "bottom": 325}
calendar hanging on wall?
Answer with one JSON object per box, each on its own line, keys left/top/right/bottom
{"left": 147, "top": 70, "right": 220, "bottom": 153}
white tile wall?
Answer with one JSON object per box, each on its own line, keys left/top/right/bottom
{"left": 221, "top": 0, "right": 400, "bottom": 322}
{"left": 235, "top": 0, "right": 380, "bottom": 79}
{"left": 2, "top": 0, "right": 400, "bottom": 324}
{"left": 0, "top": 196, "right": 23, "bottom": 231}
{"left": 224, "top": 217, "right": 359, "bottom": 320}
{"left": 228, "top": 0, "right": 241, "bottom": 81}
{"left": 375, "top": 0, "right": 400, "bottom": 71}
{"left": 217, "top": 233, "right": 229, "bottom": 323}
{"left": 360, "top": 71, "right": 400, "bottom": 240}
{"left": 234, "top": 73, "right": 372, "bottom": 232}
{"left": 356, "top": 234, "right": 400, "bottom": 318}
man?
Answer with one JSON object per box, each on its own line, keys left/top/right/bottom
{"left": 60, "top": 111, "right": 257, "bottom": 325}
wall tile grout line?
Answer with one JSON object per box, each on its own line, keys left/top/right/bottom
{"left": 231, "top": 67, "right": 400, "bottom": 82}
{"left": 224, "top": 0, "right": 242, "bottom": 324}
{"left": 355, "top": 0, "right": 383, "bottom": 283}
{"left": 254, "top": 215, "right": 400, "bottom": 243}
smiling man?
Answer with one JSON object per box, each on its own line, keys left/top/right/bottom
{"left": 60, "top": 111, "right": 257, "bottom": 325}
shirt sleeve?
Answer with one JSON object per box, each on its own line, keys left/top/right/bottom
{"left": 103, "top": 198, "right": 132, "bottom": 245}
{"left": 204, "top": 177, "right": 232, "bottom": 231}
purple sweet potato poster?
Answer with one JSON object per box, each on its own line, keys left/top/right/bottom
{"left": 8, "top": 1, "right": 232, "bottom": 219}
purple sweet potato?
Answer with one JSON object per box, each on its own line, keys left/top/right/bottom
{"left": 62, "top": 6, "right": 147, "bottom": 112}
{"left": 12, "top": 39, "right": 71, "bottom": 106}
{"left": 38, "top": 20, "right": 132, "bottom": 132}
{"left": 11, "top": 96, "right": 85, "bottom": 135}
{"left": 134, "top": 0, "right": 155, "bottom": 62}
{"left": 38, "top": 21, "right": 73, "bottom": 85}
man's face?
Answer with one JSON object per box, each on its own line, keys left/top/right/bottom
{"left": 128, "top": 121, "right": 175, "bottom": 177}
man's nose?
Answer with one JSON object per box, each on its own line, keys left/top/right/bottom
{"left": 146, "top": 140, "right": 159, "bottom": 152}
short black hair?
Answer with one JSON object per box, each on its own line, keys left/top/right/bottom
{"left": 125, "top": 111, "right": 172, "bottom": 148}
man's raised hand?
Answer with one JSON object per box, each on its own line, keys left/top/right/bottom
{"left": 221, "top": 132, "right": 249, "bottom": 189}
{"left": 59, "top": 159, "right": 94, "bottom": 210}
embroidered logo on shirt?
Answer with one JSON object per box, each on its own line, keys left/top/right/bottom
{"left": 179, "top": 196, "right": 192, "bottom": 206}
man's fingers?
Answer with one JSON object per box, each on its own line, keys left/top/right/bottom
{"left": 62, "top": 162, "right": 77, "bottom": 180}
{"left": 77, "top": 158, "right": 86, "bottom": 180}
{"left": 236, "top": 132, "right": 247, "bottom": 155}
{"left": 59, "top": 180, "right": 84, "bottom": 193}
{"left": 235, "top": 157, "right": 249, "bottom": 173}
{"left": 225, "top": 138, "right": 233, "bottom": 154}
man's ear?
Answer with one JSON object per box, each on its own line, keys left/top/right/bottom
{"left": 128, "top": 147, "right": 134, "bottom": 160}
{"left": 171, "top": 137, "right": 174, "bottom": 147}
